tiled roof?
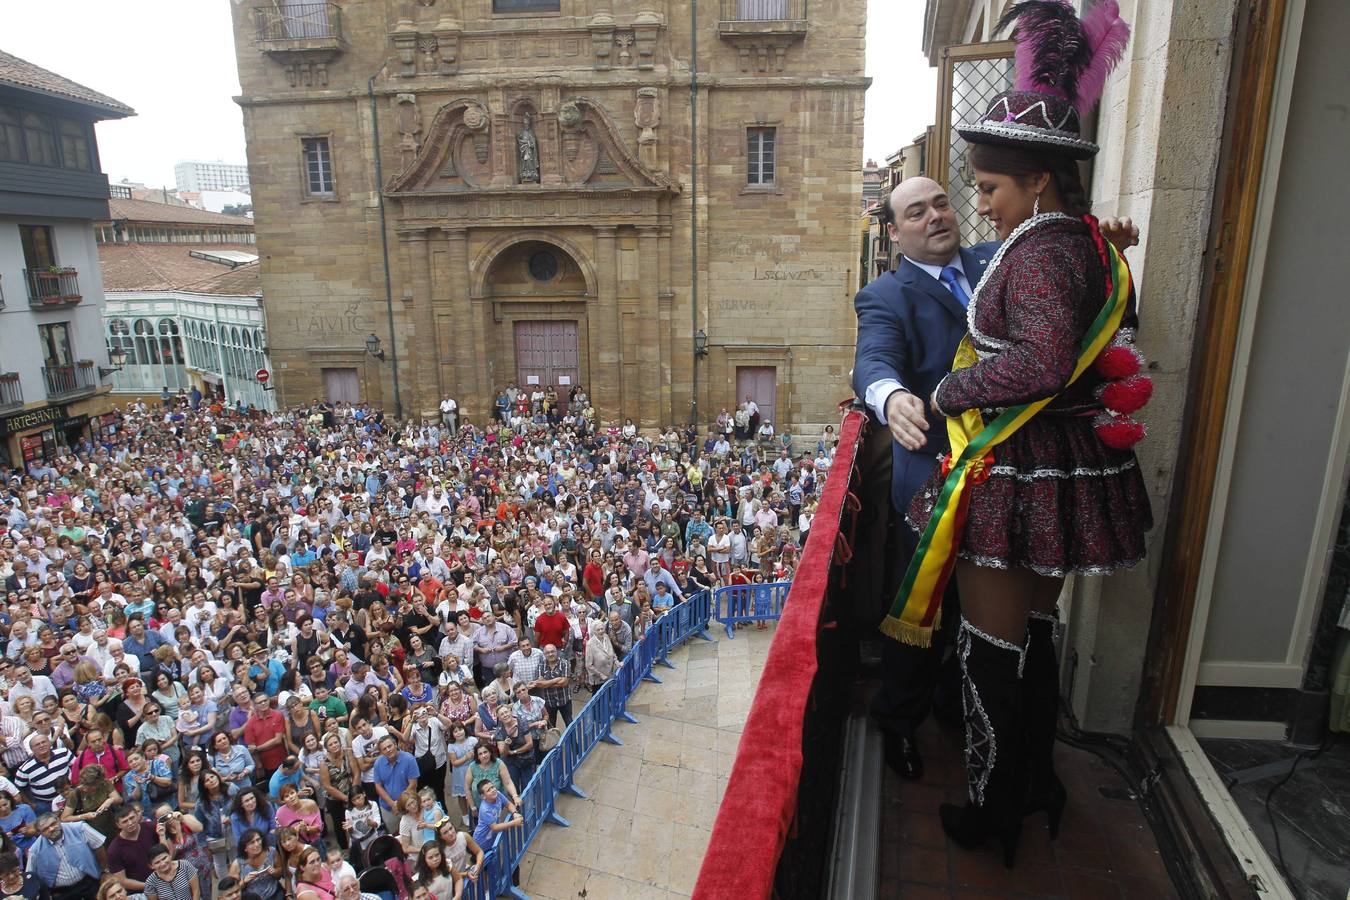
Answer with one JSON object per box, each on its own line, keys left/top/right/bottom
{"left": 0, "top": 50, "right": 134, "bottom": 118}
{"left": 106, "top": 198, "right": 254, "bottom": 227}
{"left": 99, "top": 243, "right": 261, "bottom": 295}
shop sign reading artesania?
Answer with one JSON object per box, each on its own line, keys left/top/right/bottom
{"left": 0, "top": 404, "right": 69, "bottom": 437}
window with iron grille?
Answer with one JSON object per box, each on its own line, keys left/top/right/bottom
{"left": 932, "top": 47, "right": 1014, "bottom": 245}
{"left": 301, "top": 136, "right": 335, "bottom": 197}
{"left": 747, "top": 127, "right": 776, "bottom": 186}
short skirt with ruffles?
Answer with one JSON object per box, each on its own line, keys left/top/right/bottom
{"left": 906, "top": 414, "right": 1153, "bottom": 577}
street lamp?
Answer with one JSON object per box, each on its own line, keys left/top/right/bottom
{"left": 99, "top": 347, "right": 128, "bottom": 380}
{"left": 365, "top": 333, "right": 386, "bottom": 361}
{"left": 693, "top": 328, "right": 709, "bottom": 358}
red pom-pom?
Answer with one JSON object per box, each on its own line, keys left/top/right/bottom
{"left": 1099, "top": 375, "right": 1154, "bottom": 414}
{"left": 1094, "top": 413, "right": 1146, "bottom": 450}
{"left": 1095, "top": 344, "right": 1142, "bottom": 379}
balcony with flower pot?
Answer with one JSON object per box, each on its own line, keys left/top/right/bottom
{"left": 24, "top": 267, "right": 82, "bottom": 308}
{"left": 42, "top": 361, "right": 97, "bottom": 400}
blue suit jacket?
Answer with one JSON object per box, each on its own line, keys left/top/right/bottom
{"left": 851, "top": 243, "right": 999, "bottom": 519}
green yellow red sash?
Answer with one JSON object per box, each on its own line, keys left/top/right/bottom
{"left": 880, "top": 236, "right": 1133, "bottom": 647}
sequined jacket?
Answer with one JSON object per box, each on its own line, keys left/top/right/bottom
{"left": 934, "top": 214, "right": 1133, "bottom": 417}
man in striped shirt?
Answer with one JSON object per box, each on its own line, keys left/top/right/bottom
{"left": 0, "top": 713, "right": 30, "bottom": 772}
{"left": 14, "top": 735, "right": 74, "bottom": 813}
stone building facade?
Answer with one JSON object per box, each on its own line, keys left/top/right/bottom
{"left": 228, "top": 0, "right": 867, "bottom": 429}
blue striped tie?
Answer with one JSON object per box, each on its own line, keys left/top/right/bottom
{"left": 940, "top": 266, "right": 971, "bottom": 308}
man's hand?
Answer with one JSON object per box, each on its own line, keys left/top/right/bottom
{"left": 1099, "top": 217, "right": 1140, "bottom": 252}
{"left": 884, "top": 390, "right": 929, "bottom": 452}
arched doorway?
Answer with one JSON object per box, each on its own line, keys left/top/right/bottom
{"left": 481, "top": 238, "right": 591, "bottom": 409}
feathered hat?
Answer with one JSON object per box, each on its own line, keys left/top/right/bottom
{"left": 957, "top": 0, "right": 1130, "bottom": 159}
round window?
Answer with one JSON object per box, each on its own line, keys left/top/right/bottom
{"left": 528, "top": 250, "right": 559, "bottom": 282}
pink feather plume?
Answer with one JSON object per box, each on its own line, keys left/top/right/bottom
{"left": 1076, "top": 0, "right": 1131, "bottom": 115}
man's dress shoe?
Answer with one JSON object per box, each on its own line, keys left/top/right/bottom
{"left": 885, "top": 733, "right": 924, "bottom": 781}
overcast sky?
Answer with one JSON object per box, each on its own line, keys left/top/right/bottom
{"left": 3, "top": 0, "right": 930, "bottom": 187}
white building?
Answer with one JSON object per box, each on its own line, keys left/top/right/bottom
{"left": 96, "top": 197, "right": 273, "bottom": 410}
{"left": 0, "top": 50, "right": 133, "bottom": 469}
{"left": 104, "top": 287, "right": 273, "bottom": 412}
{"left": 173, "top": 159, "right": 250, "bottom": 193}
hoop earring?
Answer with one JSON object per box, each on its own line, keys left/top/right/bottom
{"left": 1033, "top": 194, "right": 1041, "bottom": 217}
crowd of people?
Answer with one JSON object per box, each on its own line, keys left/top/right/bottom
{"left": 0, "top": 386, "right": 836, "bottom": 900}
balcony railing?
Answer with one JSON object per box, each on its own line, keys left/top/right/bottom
{"left": 254, "top": 2, "right": 343, "bottom": 44}
{"left": 719, "top": 0, "right": 806, "bottom": 22}
{"left": 42, "top": 363, "right": 97, "bottom": 400}
{"left": 24, "top": 268, "right": 82, "bottom": 308}
{"left": 0, "top": 375, "right": 21, "bottom": 411}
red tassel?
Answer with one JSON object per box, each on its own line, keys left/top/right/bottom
{"left": 1095, "top": 344, "right": 1141, "bottom": 379}
{"left": 1095, "top": 413, "right": 1146, "bottom": 449}
{"left": 1099, "top": 375, "right": 1153, "bottom": 414}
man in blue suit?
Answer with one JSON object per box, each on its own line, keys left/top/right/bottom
{"left": 853, "top": 176, "right": 993, "bottom": 780}
{"left": 853, "top": 177, "right": 1137, "bottom": 780}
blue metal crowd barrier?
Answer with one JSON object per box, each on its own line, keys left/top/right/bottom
{"left": 712, "top": 581, "right": 792, "bottom": 638}
{"left": 463, "top": 590, "right": 713, "bottom": 899}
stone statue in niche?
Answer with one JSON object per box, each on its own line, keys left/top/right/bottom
{"left": 516, "top": 112, "right": 540, "bottom": 184}
{"left": 394, "top": 94, "right": 422, "bottom": 171}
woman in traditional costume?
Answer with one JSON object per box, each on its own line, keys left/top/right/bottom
{"left": 895, "top": 0, "right": 1152, "bottom": 867}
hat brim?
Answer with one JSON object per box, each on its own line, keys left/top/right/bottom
{"left": 957, "top": 121, "right": 1098, "bottom": 160}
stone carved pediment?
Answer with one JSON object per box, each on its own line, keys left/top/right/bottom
{"left": 385, "top": 95, "right": 674, "bottom": 195}
{"left": 386, "top": 98, "right": 493, "bottom": 191}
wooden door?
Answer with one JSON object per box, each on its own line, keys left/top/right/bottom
{"left": 735, "top": 366, "right": 777, "bottom": 426}
{"left": 514, "top": 320, "right": 580, "bottom": 402}
{"left": 322, "top": 367, "right": 361, "bottom": 404}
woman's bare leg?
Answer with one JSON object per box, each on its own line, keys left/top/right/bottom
{"left": 954, "top": 561, "right": 1059, "bottom": 645}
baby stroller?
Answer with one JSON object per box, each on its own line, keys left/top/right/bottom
{"left": 358, "top": 835, "right": 414, "bottom": 900}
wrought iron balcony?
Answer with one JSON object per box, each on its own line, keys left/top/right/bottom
{"left": 0, "top": 375, "right": 21, "bottom": 411}
{"left": 24, "top": 268, "right": 82, "bottom": 308}
{"left": 254, "top": 2, "right": 344, "bottom": 47}
{"left": 253, "top": 2, "right": 344, "bottom": 87}
{"left": 718, "top": 0, "right": 808, "bottom": 27}
{"left": 42, "top": 363, "right": 97, "bottom": 400}
{"left": 717, "top": 0, "right": 807, "bottom": 66}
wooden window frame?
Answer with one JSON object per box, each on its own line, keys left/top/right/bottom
{"left": 745, "top": 125, "right": 778, "bottom": 190}
{"left": 299, "top": 134, "right": 337, "bottom": 201}
{"left": 925, "top": 40, "right": 1015, "bottom": 187}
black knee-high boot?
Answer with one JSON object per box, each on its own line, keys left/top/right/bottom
{"left": 1023, "top": 611, "right": 1067, "bottom": 838}
{"left": 940, "top": 617, "right": 1027, "bottom": 868}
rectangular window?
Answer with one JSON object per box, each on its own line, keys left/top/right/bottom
{"left": 22, "top": 112, "right": 58, "bottom": 167}
{"left": 0, "top": 107, "right": 24, "bottom": 163}
{"left": 58, "top": 119, "right": 91, "bottom": 170}
{"left": 19, "top": 224, "right": 56, "bottom": 271}
{"left": 38, "top": 322, "right": 73, "bottom": 367}
{"left": 747, "top": 126, "right": 776, "bottom": 186}
{"left": 736, "top": 0, "right": 790, "bottom": 20}
{"left": 492, "top": 0, "right": 560, "bottom": 12}
{"left": 302, "top": 136, "right": 335, "bottom": 197}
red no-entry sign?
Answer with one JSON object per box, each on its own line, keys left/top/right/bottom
{"left": 256, "top": 368, "right": 270, "bottom": 384}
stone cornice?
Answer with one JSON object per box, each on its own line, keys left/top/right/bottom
{"left": 232, "top": 75, "right": 870, "bottom": 107}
